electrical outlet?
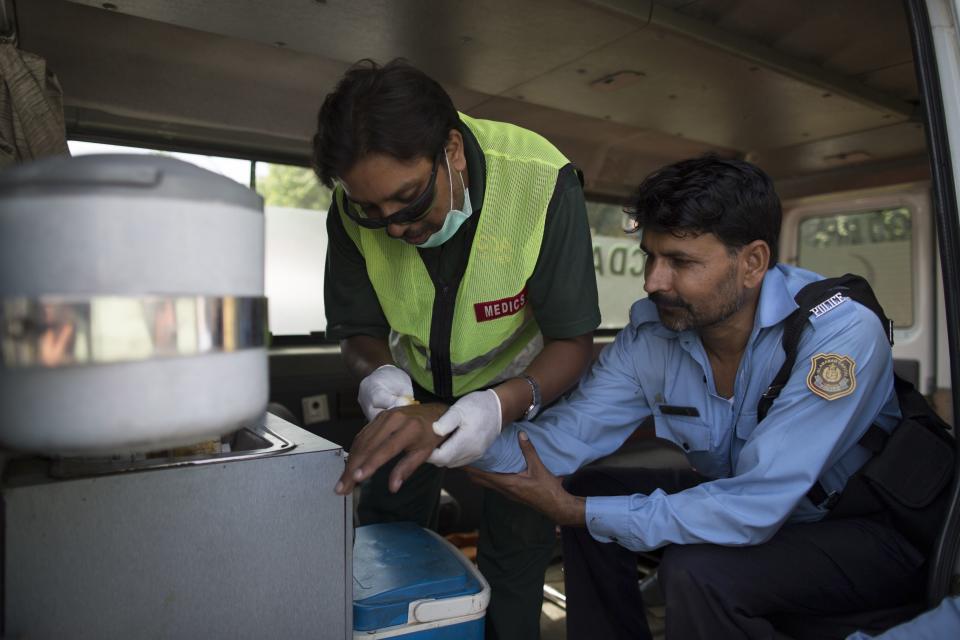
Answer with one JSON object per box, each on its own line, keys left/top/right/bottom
{"left": 301, "top": 394, "right": 330, "bottom": 425}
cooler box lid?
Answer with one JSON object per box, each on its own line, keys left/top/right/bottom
{"left": 353, "top": 522, "right": 484, "bottom": 632}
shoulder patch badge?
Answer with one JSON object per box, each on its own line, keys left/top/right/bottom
{"left": 807, "top": 353, "right": 857, "bottom": 400}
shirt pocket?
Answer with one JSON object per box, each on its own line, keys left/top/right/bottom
{"left": 656, "top": 414, "right": 712, "bottom": 453}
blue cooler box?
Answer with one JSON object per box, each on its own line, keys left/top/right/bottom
{"left": 353, "top": 522, "right": 490, "bottom": 639}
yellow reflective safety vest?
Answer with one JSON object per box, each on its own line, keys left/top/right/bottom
{"left": 335, "top": 113, "right": 571, "bottom": 399}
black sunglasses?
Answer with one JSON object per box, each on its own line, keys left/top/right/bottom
{"left": 342, "top": 150, "right": 443, "bottom": 229}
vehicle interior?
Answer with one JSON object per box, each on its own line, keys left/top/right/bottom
{"left": 4, "top": 0, "right": 960, "bottom": 637}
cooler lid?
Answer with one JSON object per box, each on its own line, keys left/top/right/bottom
{"left": 353, "top": 522, "right": 482, "bottom": 632}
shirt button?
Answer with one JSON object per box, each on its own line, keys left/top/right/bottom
{"left": 682, "top": 442, "right": 690, "bottom": 451}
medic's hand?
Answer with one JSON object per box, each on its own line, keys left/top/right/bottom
{"left": 466, "top": 432, "right": 586, "bottom": 527}
{"left": 427, "top": 390, "right": 502, "bottom": 468}
{"left": 334, "top": 402, "right": 446, "bottom": 496}
{"left": 358, "top": 364, "right": 414, "bottom": 421}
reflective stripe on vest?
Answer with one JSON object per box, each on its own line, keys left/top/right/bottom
{"left": 337, "top": 113, "right": 570, "bottom": 397}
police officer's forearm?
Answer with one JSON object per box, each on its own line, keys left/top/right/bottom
{"left": 340, "top": 335, "right": 394, "bottom": 379}
{"left": 494, "top": 333, "right": 594, "bottom": 423}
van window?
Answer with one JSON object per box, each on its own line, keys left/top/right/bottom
{"left": 256, "top": 162, "right": 332, "bottom": 337}
{"left": 796, "top": 208, "right": 914, "bottom": 327}
{"left": 587, "top": 201, "right": 645, "bottom": 329}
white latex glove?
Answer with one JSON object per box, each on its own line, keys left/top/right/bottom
{"left": 358, "top": 364, "right": 415, "bottom": 421}
{"left": 427, "top": 389, "right": 502, "bottom": 468}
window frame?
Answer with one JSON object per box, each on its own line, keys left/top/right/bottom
{"left": 782, "top": 183, "right": 932, "bottom": 333}
{"left": 794, "top": 204, "right": 917, "bottom": 328}
{"left": 781, "top": 182, "right": 938, "bottom": 396}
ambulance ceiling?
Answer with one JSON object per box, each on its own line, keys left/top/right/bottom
{"left": 16, "top": 0, "right": 926, "bottom": 197}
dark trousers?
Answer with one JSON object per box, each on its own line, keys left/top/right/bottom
{"left": 561, "top": 467, "right": 927, "bottom": 640}
{"left": 358, "top": 457, "right": 556, "bottom": 640}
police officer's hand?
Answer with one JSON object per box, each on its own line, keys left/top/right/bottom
{"left": 427, "top": 390, "right": 502, "bottom": 468}
{"left": 357, "top": 364, "right": 415, "bottom": 421}
{"left": 334, "top": 402, "right": 446, "bottom": 496}
{"left": 466, "top": 431, "right": 586, "bottom": 527}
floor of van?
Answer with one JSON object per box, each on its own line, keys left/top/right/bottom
{"left": 539, "top": 559, "right": 666, "bottom": 640}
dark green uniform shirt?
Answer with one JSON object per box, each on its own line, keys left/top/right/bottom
{"left": 324, "top": 120, "right": 600, "bottom": 342}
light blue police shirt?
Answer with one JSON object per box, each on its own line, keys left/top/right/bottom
{"left": 473, "top": 264, "right": 901, "bottom": 551}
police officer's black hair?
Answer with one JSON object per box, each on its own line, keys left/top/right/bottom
{"left": 312, "top": 59, "right": 460, "bottom": 188}
{"left": 625, "top": 155, "right": 781, "bottom": 267}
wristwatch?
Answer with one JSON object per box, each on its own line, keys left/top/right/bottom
{"left": 519, "top": 374, "right": 542, "bottom": 421}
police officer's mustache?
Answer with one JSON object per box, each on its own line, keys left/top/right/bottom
{"left": 649, "top": 292, "right": 691, "bottom": 310}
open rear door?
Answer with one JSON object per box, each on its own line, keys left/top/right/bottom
{"left": 906, "top": 0, "right": 960, "bottom": 605}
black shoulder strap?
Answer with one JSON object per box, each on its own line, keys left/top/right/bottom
{"left": 755, "top": 273, "right": 949, "bottom": 509}
{"left": 757, "top": 274, "right": 894, "bottom": 422}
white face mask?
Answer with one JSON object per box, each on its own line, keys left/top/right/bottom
{"left": 416, "top": 151, "right": 473, "bottom": 248}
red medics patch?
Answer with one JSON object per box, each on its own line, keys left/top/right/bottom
{"left": 474, "top": 287, "right": 528, "bottom": 322}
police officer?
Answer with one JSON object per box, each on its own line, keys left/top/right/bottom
{"left": 347, "top": 156, "right": 930, "bottom": 639}
{"left": 320, "top": 59, "right": 600, "bottom": 640}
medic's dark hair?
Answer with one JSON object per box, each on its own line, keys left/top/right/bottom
{"left": 625, "top": 155, "right": 782, "bottom": 267}
{"left": 312, "top": 58, "right": 460, "bottom": 188}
